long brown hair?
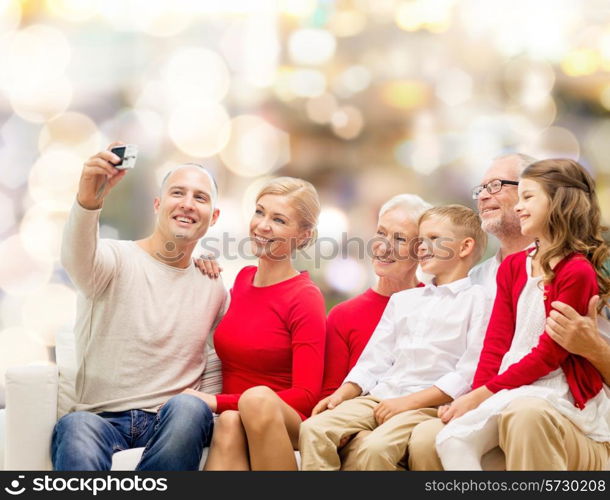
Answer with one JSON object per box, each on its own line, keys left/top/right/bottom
{"left": 521, "top": 159, "right": 610, "bottom": 311}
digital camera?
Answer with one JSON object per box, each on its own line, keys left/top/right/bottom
{"left": 110, "top": 144, "right": 138, "bottom": 170}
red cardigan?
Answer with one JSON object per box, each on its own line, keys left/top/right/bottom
{"left": 473, "top": 250, "right": 603, "bottom": 409}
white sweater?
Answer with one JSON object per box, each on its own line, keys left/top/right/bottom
{"left": 61, "top": 201, "right": 227, "bottom": 413}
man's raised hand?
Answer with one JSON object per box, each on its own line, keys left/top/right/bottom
{"left": 77, "top": 142, "right": 128, "bottom": 210}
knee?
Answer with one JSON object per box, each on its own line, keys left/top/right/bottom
{"left": 409, "top": 420, "right": 441, "bottom": 457}
{"left": 164, "top": 393, "right": 213, "bottom": 421}
{"left": 499, "top": 398, "right": 557, "bottom": 438}
{"left": 356, "top": 433, "right": 388, "bottom": 461}
{"left": 52, "top": 412, "right": 108, "bottom": 469}
{"left": 298, "top": 417, "right": 322, "bottom": 446}
{"left": 299, "top": 418, "right": 316, "bottom": 439}
{"left": 409, "top": 422, "right": 444, "bottom": 471}
{"left": 212, "top": 411, "right": 243, "bottom": 447}
{"left": 238, "top": 386, "right": 284, "bottom": 432}
{"left": 53, "top": 412, "right": 103, "bottom": 441}
{"left": 238, "top": 386, "right": 279, "bottom": 418}
{"left": 349, "top": 433, "right": 395, "bottom": 469}
{"left": 161, "top": 394, "right": 214, "bottom": 436}
{"left": 299, "top": 412, "right": 338, "bottom": 442}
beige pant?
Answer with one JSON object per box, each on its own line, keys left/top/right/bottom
{"left": 299, "top": 395, "right": 438, "bottom": 470}
{"left": 409, "top": 397, "right": 610, "bottom": 470}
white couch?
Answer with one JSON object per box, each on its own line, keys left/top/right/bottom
{"left": 0, "top": 408, "right": 5, "bottom": 470}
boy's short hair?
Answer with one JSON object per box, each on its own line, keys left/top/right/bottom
{"left": 419, "top": 204, "right": 488, "bottom": 264}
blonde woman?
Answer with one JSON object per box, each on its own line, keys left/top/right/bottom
{"left": 189, "top": 177, "right": 326, "bottom": 470}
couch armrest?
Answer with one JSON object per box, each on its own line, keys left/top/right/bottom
{"left": 0, "top": 409, "right": 5, "bottom": 470}
{"left": 5, "top": 364, "right": 58, "bottom": 470}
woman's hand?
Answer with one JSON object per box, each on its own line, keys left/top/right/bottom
{"left": 182, "top": 388, "right": 218, "bottom": 412}
{"left": 312, "top": 394, "right": 343, "bottom": 415}
{"left": 193, "top": 253, "right": 223, "bottom": 279}
{"left": 312, "top": 383, "right": 361, "bottom": 416}
{"left": 438, "top": 386, "right": 493, "bottom": 424}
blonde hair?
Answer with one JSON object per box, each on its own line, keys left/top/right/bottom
{"left": 419, "top": 204, "right": 488, "bottom": 264}
{"left": 521, "top": 159, "right": 610, "bottom": 311}
{"left": 256, "top": 176, "right": 320, "bottom": 249}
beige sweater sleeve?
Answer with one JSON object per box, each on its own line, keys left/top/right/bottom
{"left": 60, "top": 200, "right": 119, "bottom": 298}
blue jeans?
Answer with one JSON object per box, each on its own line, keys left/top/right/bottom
{"left": 51, "top": 394, "right": 213, "bottom": 471}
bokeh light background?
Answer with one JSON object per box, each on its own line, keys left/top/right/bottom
{"left": 1, "top": 0, "right": 610, "bottom": 401}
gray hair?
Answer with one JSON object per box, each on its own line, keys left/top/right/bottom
{"left": 160, "top": 163, "right": 218, "bottom": 207}
{"left": 492, "top": 153, "right": 538, "bottom": 177}
{"left": 379, "top": 194, "right": 432, "bottom": 222}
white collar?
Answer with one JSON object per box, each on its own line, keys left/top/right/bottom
{"left": 425, "top": 276, "right": 472, "bottom": 295}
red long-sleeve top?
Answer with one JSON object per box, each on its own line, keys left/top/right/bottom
{"left": 213, "top": 266, "right": 326, "bottom": 419}
{"left": 473, "top": 250, "right": 603, "bottom": 409}
{"left": 321, "top": 289, "right": 390, "bottom": 398}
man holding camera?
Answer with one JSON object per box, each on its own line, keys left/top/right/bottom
{"left": 51, "top": 143, "right": 227, "bottom": 470}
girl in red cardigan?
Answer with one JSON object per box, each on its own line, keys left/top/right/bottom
{"left": 188, "top": 177, "right": 326, "bottom": 470}
{"left": 435, "top": 159, "right": 610, "bottom": 470}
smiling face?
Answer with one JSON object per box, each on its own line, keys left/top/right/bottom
{"left": 154, "top": 166, "right": 219, "bottom": 244}
{"left": 371, "top": 207, "right": 419, "bottom": 280}
{"left": 417, "top": 215, "right": 468, "bottom": 278}
{"left": 477, "top": 158, "right": 522, "bottom": 238}
{"left": 249, "top": 194, "right": 310, "bottom": 261}
{"left": 514, "top": 177, "right": 551, "bottom": 241}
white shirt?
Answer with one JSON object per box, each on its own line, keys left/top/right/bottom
{"left": 345, "top": 277, "right": 491, "bottom": 400}
{"left": 468, "top": 250, "right": 501, "bottom": 295}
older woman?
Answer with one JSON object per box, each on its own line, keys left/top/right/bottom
{"left": 311, "top": 194, "right": 431, "bottom": 469}
{"left": 317, "top": 194, "right": 432, "bottom": 402}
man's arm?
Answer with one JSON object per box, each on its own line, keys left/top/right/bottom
{"left": 61, "top": 143, "right": 128, "bottom": 296}
{"left": 547, "top": 296, "right": 610, "bottom": 386}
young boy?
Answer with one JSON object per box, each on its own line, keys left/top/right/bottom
{"left": 299, "top": 205, "right": 490, "bottom": 470}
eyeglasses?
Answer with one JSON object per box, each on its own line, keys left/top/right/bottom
{"left": 471, "top": 179, "right": 519, "bottom": 199}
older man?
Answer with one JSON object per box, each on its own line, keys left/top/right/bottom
{"left": 408, "top": 153, "right": 610, "bottom": 470}
{"left": 51, "top": 144, "right": 228, "bottom": 470}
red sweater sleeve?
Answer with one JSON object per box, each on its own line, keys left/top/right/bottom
{"left": 320, "top": 308, "right": 350, "bottom": 398}
{"left": 274, "top": 286, "right": 326, "bottom": 416}
{"left": 215, "top": 286, "right": 326, "bottom": 417}
{"left": 472, "top": 258, "right": 518, "bottom": 388}
{"left": 215, "top": 393, "right": 241, "bottom": 412}
{"left": 214, "top": 393, "right": 239, "bottom": 412}
{"left": 485, "top": 258, "right": 598, "bottom": 393}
